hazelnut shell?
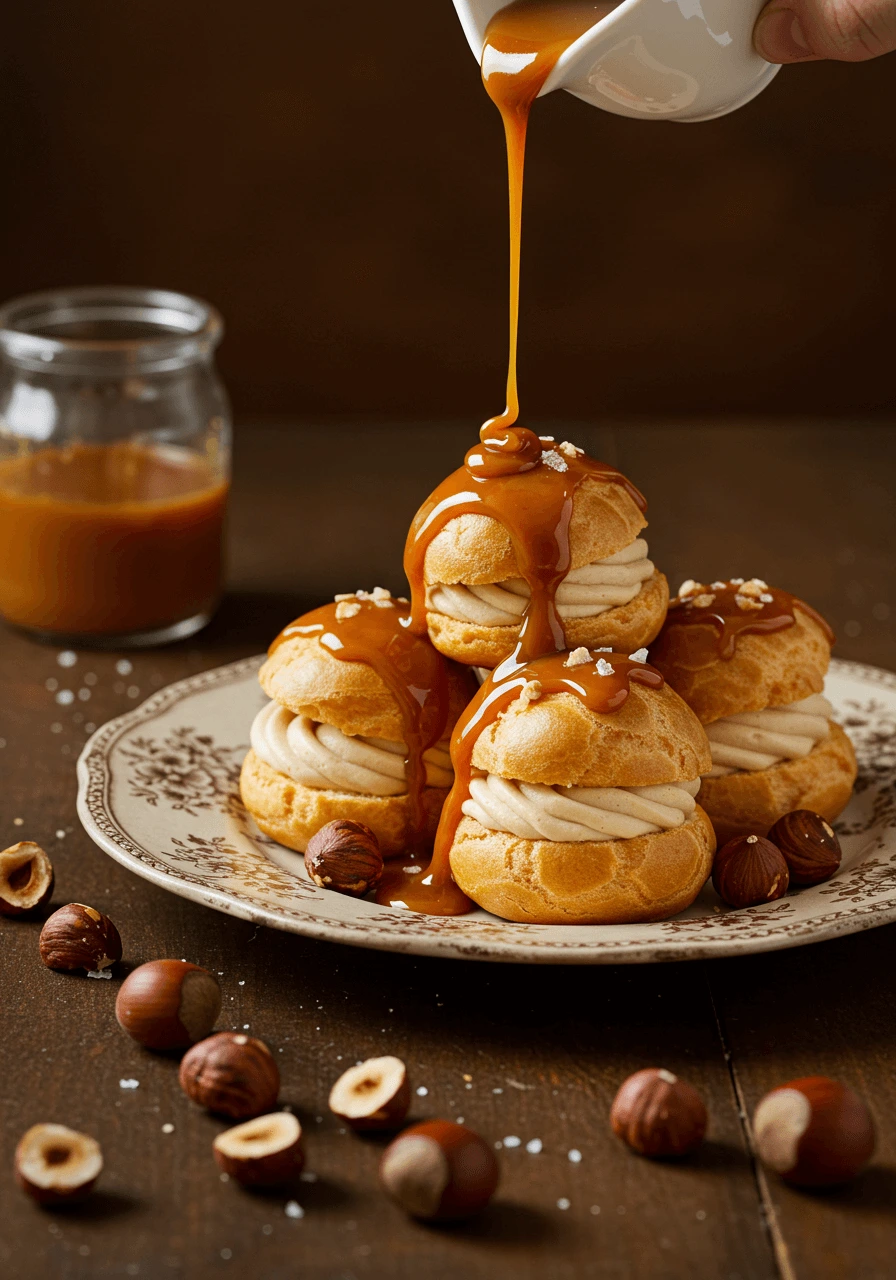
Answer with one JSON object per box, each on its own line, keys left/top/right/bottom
{"left": 380, "top": 1120, "right": 499, "bottom": 1220}
{"left": 753, "top": 1076, "right": 875, "bottom": 1187}
{"left": 712, "top": 835, "right": 789, "bottom": 908}
{"left": 767, "top": 810, "right": 841, "bottom": 885}
{"left": 179, "top": 1032, "right": 280, "bottom": 1118}
{"left": 115, "top": 960, "right": 221, "bottom": 1050}
{"left": 610, "top": 1068, "right": 708, "bottom": 1158}
{"left": 39, "top": 903, "right": 122, "bottom": 972}
{"left": 305, "top": 819, "right": 383, "bottom": 897}
{"left": 213, "top": 1112, "right": 304, "bottom": 1186}
{"left": 0, "top": 842, "right": 54, "bottom": 916}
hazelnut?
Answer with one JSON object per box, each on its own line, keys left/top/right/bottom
{"left": 213, "top": 1112, "right": 304, "bottom": 1187}
{"left": 610, "top": 1068, "right": 708, "bottom": 1158}
{"left": 115, "top": 960, "right": 221, "bottom": 1050}
{"left": 712, "top": 835, "right": 789, "bottom": 908}
{"left": 767, "top": 810, "right": 841, "bottom": 886}
{"left": 329, "top": 1055, "right": 410, "bottom": 1130}
{"left": 39, "top": 903, "right": 122, "bottom": 972}
{"left": 753, "top": 1076, "right": 875, "bottom": 1187}
{"left": 15, "top": 1123, "right": 103, "bottom": 1204}
{"left": 305, "top": 819, "right": 383, "bottom": 897}
{"left": 0, "top": 842, "right": 54, "bottom": 916}
{"left": 179, "top": 1032, "right": 280, "bottom": 1118}
{"left": 379, "top": 1120, "right": 499, "bottom": 1220}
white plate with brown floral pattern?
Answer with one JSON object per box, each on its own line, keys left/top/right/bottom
{"left": 76, "top": 656, "right": 896, "bottom": 964}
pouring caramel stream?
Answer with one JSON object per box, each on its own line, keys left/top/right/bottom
{"left": 377, "top": 651, "right": 663, "bottom": 915}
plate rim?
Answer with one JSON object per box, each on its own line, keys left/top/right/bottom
{"left": 76, "top": 655, "right": 896, "bottom": 965}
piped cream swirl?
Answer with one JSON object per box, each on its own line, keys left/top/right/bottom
{"left": 250, "top": 701, "right": 453, "bottom": 795}
{"left": 427, "top": 538, "right": 654, "bottom": 627}
{"left": 705, "top": 694, "right": 833, "bottom": 777}
{"left": 461, "top": 775, "right": 700, "bottom": 842}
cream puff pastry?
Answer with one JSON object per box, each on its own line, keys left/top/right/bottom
{"left": 390, "top": 646, "right": 716, "bottom": 924}
{"left": 650, "top": 578, "right": 857, "bottom": 845}
{"left": 240, "top": 589, "right": 475, "bottom": 857}
{"left": 404, "top": 438, "right": 668, "bottom": 669}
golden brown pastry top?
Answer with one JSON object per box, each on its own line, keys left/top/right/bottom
{"left": 470, "top": 681, "right": 711, "bottom": 789}
{"left": 260, "top": 630, "right": 474, "bottom": 741}
{"left": 650, "top": 583, "right": 833, "bottom": 725}
{"left": 422, "top": 474, "right": 647, "bottom": 587}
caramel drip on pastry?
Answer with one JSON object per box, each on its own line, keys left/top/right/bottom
{"left": 480, "top": 0, "right": 617, "bottom": 436}
{"left": 405, "top": 449, "right": 646, "bottom": 664}
{"left": 375, "top": 649, "right": 662, "bottom": 915}
{"left": 650, "top": 579, "right": 835, "bottom": 665}
{"left": 270, "top": 597, "right": 453, "bottom": 853}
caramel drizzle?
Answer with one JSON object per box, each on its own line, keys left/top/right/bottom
{"left": 270, "top": 598, "right": 452, "bottom": 853}
{"left": 651, "top": 580, "right": 835, "bottom": 665}
{"left": 376, "top": 649, "right": 663, "bottom": 916}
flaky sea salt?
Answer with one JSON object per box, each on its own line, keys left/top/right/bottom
{"left": 565, "top": 648, "right": 591, "bottom": 668}
{"left": 628, "top": 648, "right": 648, "bottom": 663}
{"left": 595, "top": 658, "right": 615, "bottom": 677}
{"left": 119, "top": 1078, "right": 139, "bottom": 1090}
{"left": 284, "top": 1201, "right": 304, "bottom": 1220}
{"left": 540, "top": 449, "right": 568, "bottom": 472}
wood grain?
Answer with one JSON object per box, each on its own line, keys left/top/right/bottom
{"left": 0, "top": 421, "right": 893, "bottom": 1278}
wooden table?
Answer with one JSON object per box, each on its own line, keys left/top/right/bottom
{"left": 1, "top": 420, "right": 894, "bottom": 1279}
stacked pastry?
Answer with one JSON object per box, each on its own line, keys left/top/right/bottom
{"left": 650, "top": 578, "right": 856, "bottom": 844}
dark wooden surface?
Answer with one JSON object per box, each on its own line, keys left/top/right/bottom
{"left": 0, "top": 421, "right": 894, "bottom": 1279}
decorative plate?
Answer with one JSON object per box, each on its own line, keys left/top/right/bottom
{"left": 76, "top": 657, "right": 896, "bottom": 964}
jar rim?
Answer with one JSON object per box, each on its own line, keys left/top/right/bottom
{"left": 0, "top": 286, "right": 224, "bottom": 373}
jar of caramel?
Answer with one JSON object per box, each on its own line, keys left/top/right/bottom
{"left": 0, "top": 287, "right": 231, "bottom": 646}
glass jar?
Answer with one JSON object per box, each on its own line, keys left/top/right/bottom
{"left": 0, "top": 286, "right": 231, "bottom": 647}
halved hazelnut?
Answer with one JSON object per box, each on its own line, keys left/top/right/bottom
{"left": 0, "top": 843, "right": 54, "bottom": 916}
{"left": 213, "top": 1112, "right": 304, "bottom": 1187}
{"left": 329, "top": 1056, "right": 410, "bottom": 1130}
{"left": 180, "top": 1032, "right": 280, "bottom": 1119}
{"left": 115, "top": 960, "right": 221, "bottom": 1050}
{"left": 379, "top": 1120, "right": 499, "bottom": 1220}
{"left": 15, "top": 1123, "right": 103, "bottom": 1204}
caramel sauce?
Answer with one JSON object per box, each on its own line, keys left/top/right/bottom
{"left": 270, "top": 596, "right": 462, "bottom": 854}
{"left": 0, "top": 442, "right": 227, "bottom": 637}
{"left": 650, "top": 580, "right": 836, "bottom": 667}
{"left": 377, "top": 649, "right": 663, "bottom": 915}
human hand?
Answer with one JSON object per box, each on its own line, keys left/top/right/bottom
{"left": 754, "top": 0, "right": 896, "bottom": 63}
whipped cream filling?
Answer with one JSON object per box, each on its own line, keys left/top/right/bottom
{"left": 250, "top": 701, "right": 453, "bottom": 795}
{"left": 705, "top": 694, "right": 833, "bottom": 778}
{"left": 427, "top": 538, "right": 654, "bottom": 627}
{"left": 461, "top": 774, "right": 700, "bottom": 842}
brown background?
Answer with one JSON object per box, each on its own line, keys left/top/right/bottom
{"left": 1, "top": 1, "right": 895, "bottom": 421}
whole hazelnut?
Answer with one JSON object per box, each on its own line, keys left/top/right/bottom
{"left": 379, "top": 1120, "right": 499, "bottom": 1221}
{"left": 179, "top": 1032, "right": 280, "bottom": 1118}
{"left": 712, "top": 835, "right": 789, "bottom": 908}
{"left": 39, "top": 903, "right": 122, "bottom": 972}
{"left": 213, "top": 1112, "right": 304, "bottom": 1187}
{"left": 767, "top": 810, "right": 841, "bottom": 885}
{"left": 305, "top": 819, "right": 383, "bottom": 897}
{"left": 115, "top": 960, "right": 221, "bottom": 1050}
{"left": 753, "top": 1076, "right": 875, "bottom": 1187}
{"left": 0, "top": 843, "right": 54, "bottom": 916}
{"left": 329, "top": 1055, "right": 410, "bottom": 1131}
{"left": 610, "top": 1068, "right": 708, "bottom": 1158}
{"left": 15, "top": 1123, "right": 103, "bottom": 1204}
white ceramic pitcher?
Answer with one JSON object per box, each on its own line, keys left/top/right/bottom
{"left": 453, "top": 0, "right": 780, "bottom": 122}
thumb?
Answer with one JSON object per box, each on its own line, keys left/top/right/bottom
{"left": 754, "top": 0, "right": 896, "bottom": 63}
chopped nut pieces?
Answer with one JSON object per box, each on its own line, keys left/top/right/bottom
{"left": 514, "top": 680, "right": 542, "bottom": 710}
{"left": 213, "top": 1112, "right": 304, "bottom": 1187}
{"left": 335, "top": 601, "right": 362, "bottom": 621}
{"left": 565, "top": 648, "right": 592, "bottom": 668}
{"left": 628, "top": 649, "right": 648, "bottom": 664}
{"left": 305, "top": 820, "right": 384, "bottom": 897}
{"left": 329, "top": 1056, "right": 411, "bottom": 1130}
{"left": 711, "top": 581, "right": 727, "bottom": 590}
{"left": 115, "top": 960, "right": 222, "bottom": 1050}
{"left": 179, "top": 1032, "right": 280, "bottom": 1119}
{"left": 753, "top": 1077, "right": 875, "bottom": 1187}
{"left": 0, "top": 842, "right": 54, "bottom": 916}
{"left": 735, "top": 594, "right": 764, "bottom": 611}
{"left": 691, "top": 594, "right": 715, "bottom": 609}
{"left": 334, "top": 587, "right": 394, "bottom": 609}
{"left": 379, "top": 1121, "right": 500, "bottom": 1221}
{"left": 558, "top": 441, "right": 583, "bottom": 457}
{"left": 610, "top": 1069, "right": 707, "bottom": 1158}
{"left": 595, "top": 658, "right": 615, "bottom": 677}
{"left": 39, "top": 903, "right": 122, "bottom": 972}
{"left": 15, "top": 1124, "right": 103, "bottom": 1204}
{"left": 678, "top": 579, "right": 700, "bottom": 597}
